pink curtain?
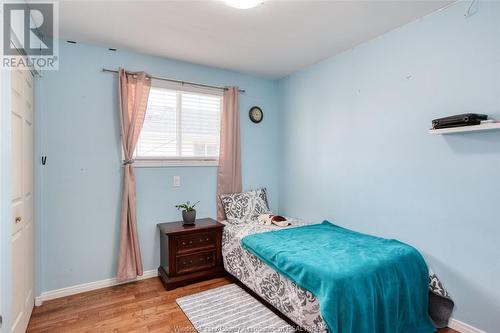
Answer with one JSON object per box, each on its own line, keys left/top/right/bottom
{"left": 117, "top": 68, "right": 151, "bottom": 281}
{"left": 217, "top": 87, "right": 242, "bottom": 220}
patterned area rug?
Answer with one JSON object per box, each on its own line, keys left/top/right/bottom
{"left": 176, "top": 284, "right": 294, "bottom": 333}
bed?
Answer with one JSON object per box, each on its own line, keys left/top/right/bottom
{"left": 222, "top": 218, "right": 329, "bottom": 332}
{"left": 221, "top": 217, "right": 453, "bottom": 333}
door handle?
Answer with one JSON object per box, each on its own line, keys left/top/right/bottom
{"left": 15, "top": 216, "right": 22, "bottom": 224}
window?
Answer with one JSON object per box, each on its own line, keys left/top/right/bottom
{"left": 134, "top": 80, "right": 222, "bottom": 166}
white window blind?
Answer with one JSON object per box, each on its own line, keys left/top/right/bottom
{"left": 134, "top": 81, "right": 222, "bottom": 166}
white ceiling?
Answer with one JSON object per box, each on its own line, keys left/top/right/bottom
{"left": 58, "top": 0, "right": 452, "bottom": 79}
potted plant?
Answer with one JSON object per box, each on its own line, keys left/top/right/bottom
{"left": 175, "top": 201, "right": 200, "bottom": 225}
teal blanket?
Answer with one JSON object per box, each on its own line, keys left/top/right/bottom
{"left": 241, "top": 221, "right": 435, "bottom": 333}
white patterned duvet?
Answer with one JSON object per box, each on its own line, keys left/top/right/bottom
{"left": 221, "top": 219, "right": 328, "bottom": 333}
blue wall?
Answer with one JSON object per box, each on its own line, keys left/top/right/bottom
{"left": 278, "top": 2, "right": 500, "bottom": 331}
{"left": 36, "top": 42, "right": 281, "bottom": 293}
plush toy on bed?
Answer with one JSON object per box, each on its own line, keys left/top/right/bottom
{"left": 257, "top": 214, "right": 290, "bottom": 227}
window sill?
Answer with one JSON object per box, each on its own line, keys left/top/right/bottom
{"left": 131, "top": 158, "right": 219, "bottom": 168}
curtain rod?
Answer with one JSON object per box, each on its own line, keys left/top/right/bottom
{"left": 102, "top": 68, "right": 245, "bottom": 93}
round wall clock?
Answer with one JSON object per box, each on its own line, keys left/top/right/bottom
{"left": 249, "top": 106, "right": 263, "bottom": 123}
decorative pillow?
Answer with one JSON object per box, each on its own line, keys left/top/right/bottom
{"left": 220, "top": 188, "right": 270, "bottom": 223}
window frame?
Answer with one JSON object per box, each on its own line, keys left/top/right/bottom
{"left": 133, "top": 79, "right": 223, "bottom": 168}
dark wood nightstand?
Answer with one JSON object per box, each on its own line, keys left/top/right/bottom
{"left": 157, "top": 218, "right": 225, "bottom": 290}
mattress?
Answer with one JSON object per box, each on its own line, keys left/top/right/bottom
{"left": 221, "top": 219, "right": 328, "bottom": 333}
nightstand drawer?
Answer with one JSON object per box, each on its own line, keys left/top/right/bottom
{"left": 176, "top": 232, "right": 216, "bottom": 253}
{"left": 176, "top": 250, "right": 216, "bottom": 275}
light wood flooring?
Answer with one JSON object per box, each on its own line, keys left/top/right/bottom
{"left": 27, "top": 276, "right": 459, "bottom": 333}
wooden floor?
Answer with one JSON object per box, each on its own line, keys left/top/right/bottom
{"left": 28, "top": 276, "right": 458, "bottom": 333}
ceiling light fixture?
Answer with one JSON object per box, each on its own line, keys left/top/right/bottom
{"left": 224, "top": 0, "right": 264, "bottom": 9}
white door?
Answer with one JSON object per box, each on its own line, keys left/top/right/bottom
{"left": 10, "top": 66, "right": 34, "bottom": 333}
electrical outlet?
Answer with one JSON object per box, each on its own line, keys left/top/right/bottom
{"left": 173, "top": 176, "right": 181, "bottom": 187}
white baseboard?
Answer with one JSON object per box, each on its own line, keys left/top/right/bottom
{"left": 34, "top": 269, "right": 158, "bottom": 306}
{"left": 449, "top": 318, "right": 487, "bottom": 333}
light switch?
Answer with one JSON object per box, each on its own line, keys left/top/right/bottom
{"left": 173, "top": 175, "right": 181, "bottom": 187}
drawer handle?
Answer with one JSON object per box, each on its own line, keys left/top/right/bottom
{"left": 183, "top": 260, "right": 193, "bottom": 265}
{"left": 189, "top": 241, "right": 193, "bottom": 245}
{"left": 182, "top": 241, "right": 186, "bottom": 245}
